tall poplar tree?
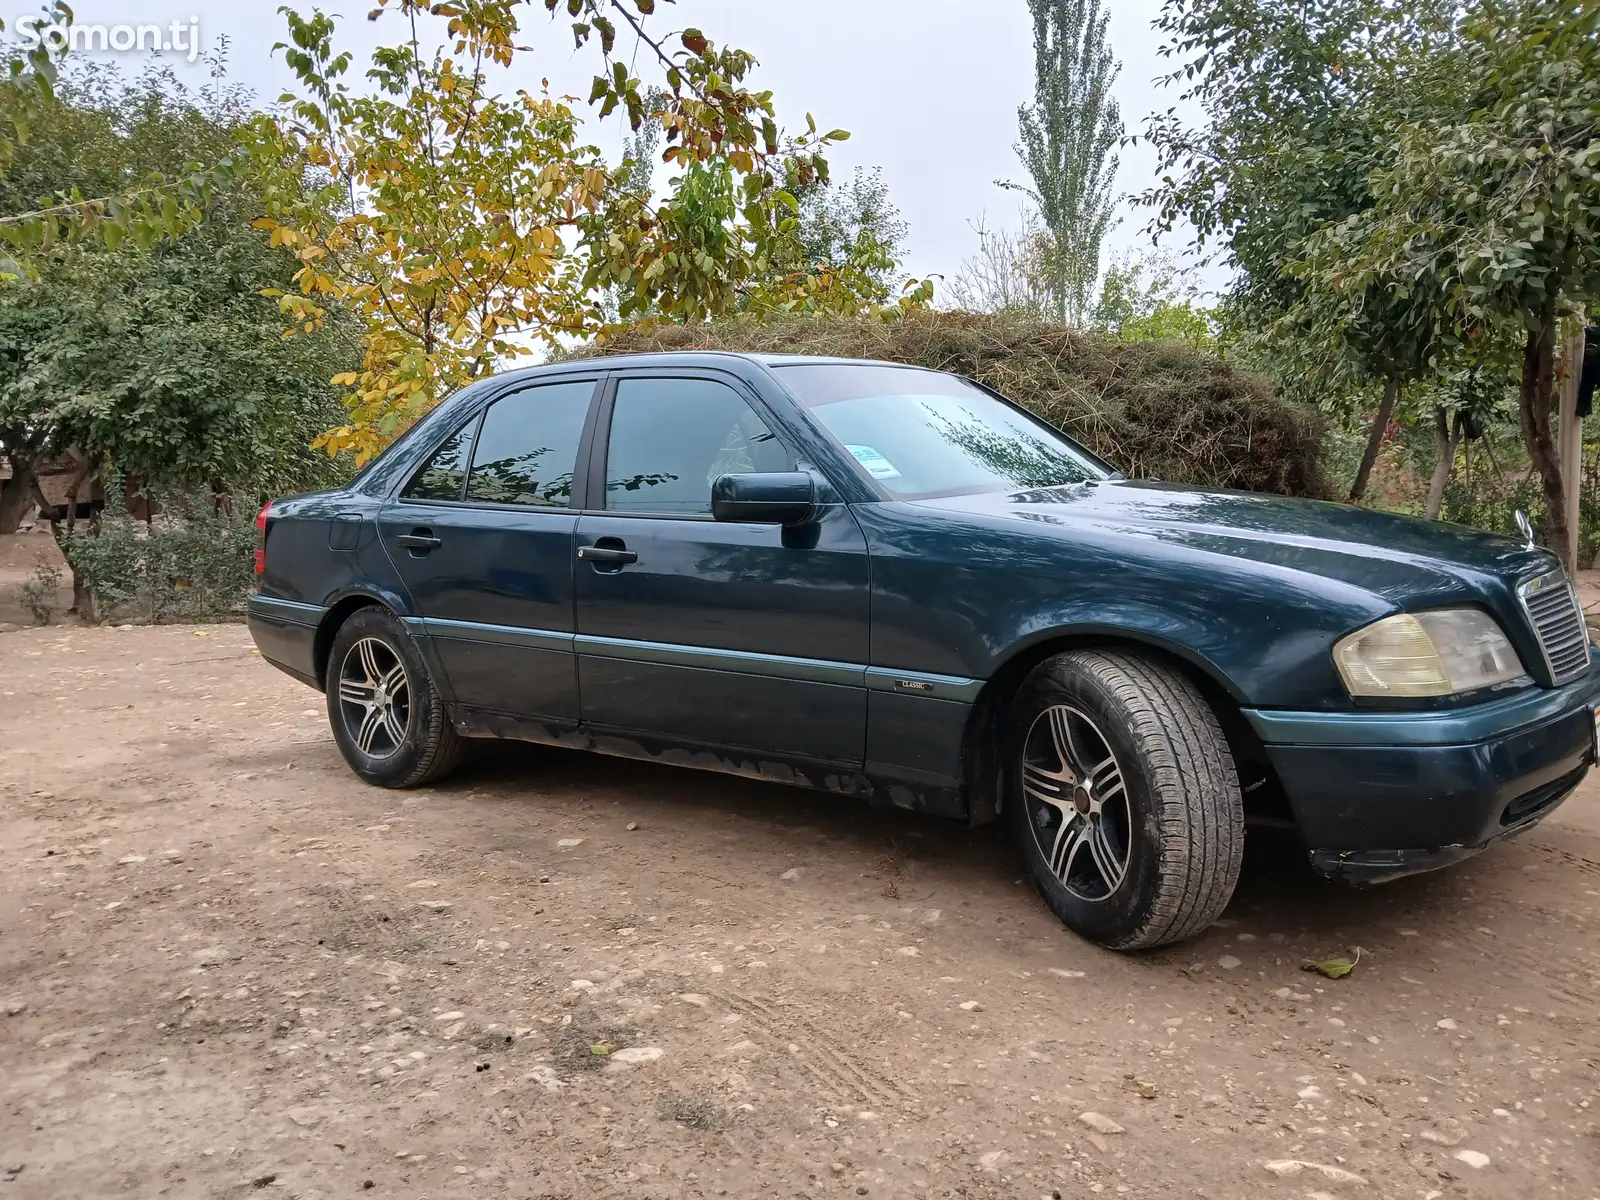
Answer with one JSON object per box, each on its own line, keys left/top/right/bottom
{"left": 1001, "top": 0, "right": 1122, "bottom": 325}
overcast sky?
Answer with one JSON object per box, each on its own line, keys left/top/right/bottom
{"left": 47, "top": 0, "right": 1215, "bottom": 294}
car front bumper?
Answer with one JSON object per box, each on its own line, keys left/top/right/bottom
{"left": 1243, "top": 659, "right": 1600, "bottom": 884}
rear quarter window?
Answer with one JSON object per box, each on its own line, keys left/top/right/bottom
{"left": 402, "top": 420, "right": 476, "bottom": 501}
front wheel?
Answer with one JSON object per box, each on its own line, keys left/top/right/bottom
{"left": 1009, "top": 650, "right": 1243, "bottom": 949}
{"left": 325, "top": 606, "right": 463, "bottom": 788}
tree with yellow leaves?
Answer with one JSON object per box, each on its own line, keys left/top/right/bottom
{"left": 252, "top": 7, "right": 608, "bottom": 462}
{"left": 255, "top": 0, "right": 928, "bottom": 465}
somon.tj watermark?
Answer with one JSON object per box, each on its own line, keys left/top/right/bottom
{"left": 10, "top": 15, "right": 201, "bottom": 62}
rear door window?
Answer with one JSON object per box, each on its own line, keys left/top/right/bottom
{"left": 462, "top": 380, "right": 595, "bottom": 507}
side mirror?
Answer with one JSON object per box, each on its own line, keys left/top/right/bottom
{"left": 710, "top": 472, "right": 816, "bottom": 525}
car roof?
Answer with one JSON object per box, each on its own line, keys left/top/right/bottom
{"left": 746, "top": 354, "right": 944, "bottom": 370}
{"left": 482, "top": 350, "right": 948, "bottom": 381}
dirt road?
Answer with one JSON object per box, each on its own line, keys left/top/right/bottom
{"left": 2, "top": 623, "right": 1598, "bottom": 1199}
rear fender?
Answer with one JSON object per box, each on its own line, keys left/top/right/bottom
{"left": 310, "top": 585, "right": 454, "bottom": 701}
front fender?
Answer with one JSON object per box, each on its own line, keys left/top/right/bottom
{"left": 996, "top": 610, "right": 1249, "bottom": 702}
{"left": 854, "top": 501, "right": 1388, "bottom": 710}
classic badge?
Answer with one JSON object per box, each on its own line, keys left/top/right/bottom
{"left": 1514, "top": 509, "right": 1536, "bottom": 550}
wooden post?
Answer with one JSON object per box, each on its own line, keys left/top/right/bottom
{"left": 1558, "top": 315, "right": 1586, "bottom": 569}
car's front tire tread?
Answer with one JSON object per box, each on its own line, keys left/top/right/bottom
{"left": 1098, "top": 652, "right": 1241, "bottom": 947}
{"left": 1015, "top": 650, "right": 1244, "bottom": 950}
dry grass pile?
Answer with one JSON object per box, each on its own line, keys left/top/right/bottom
{"left": 569, "top": 311, "right": 1327, "bottom": 497}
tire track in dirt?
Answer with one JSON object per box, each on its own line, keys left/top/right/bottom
{"left": 1529, "top": 837, "right": 1600, "bottom": 881}
{"left": 1402, "top": 844, "right": 1600, "bottom": 1048}
{"left": 712, "top": 988, "right": 915, "bottom": 1109}
{"left": 1461, "top": 943, "right": 1597, "bottom": 1025}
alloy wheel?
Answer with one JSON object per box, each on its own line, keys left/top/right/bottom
{"left": 1021, "top": 704, "right": 1131, "bottom": 901}
{"left": 337, "top": 637, "right": 411, "bottom": 759}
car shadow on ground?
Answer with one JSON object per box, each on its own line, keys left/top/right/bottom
{"left": 1226, "top": 825, "right": 1471, "bottom": 932}
{"left": 448, "top": 737, "right": 1016, "bottom": 878}
{"left": 431, "top": 739, "right": 1485, "bottom": 952}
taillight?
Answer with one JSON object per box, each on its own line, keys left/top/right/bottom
{"left": 254, "top": 501, "right": 273, "bottom": 574}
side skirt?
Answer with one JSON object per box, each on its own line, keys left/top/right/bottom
{"left": 451, "top": 705, "right": 965, "bottom": 818}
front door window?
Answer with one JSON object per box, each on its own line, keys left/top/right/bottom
{"left": 604, "top": 377, "right": 790, "bottom": 514}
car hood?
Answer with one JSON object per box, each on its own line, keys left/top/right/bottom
{"left": 909, "top": 480, "right": 1554, "bottom": 606}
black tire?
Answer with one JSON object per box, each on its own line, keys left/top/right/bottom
{"left": 1008, "top": 650, "right": 1243, "bottom": 950}
{"left": 324, "top": 605, "right": 463, "bottom": 788}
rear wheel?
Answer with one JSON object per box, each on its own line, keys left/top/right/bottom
{"left": 1009, "top": 650, "right": 1243, "bottom": 949}
{"left": 325, "top": 606, "right": 462, "bottom": 788}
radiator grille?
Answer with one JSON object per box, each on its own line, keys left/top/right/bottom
{"left": 1518, "top": 569, "right": 1591, "bottom": 684}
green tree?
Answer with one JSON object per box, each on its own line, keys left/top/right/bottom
{"left": 0, "top": 63, "right": 356, "bottom": 533}
{"left": 1140, "top": 0, "right": 1464, "bottom": 502}
{"left": 0, "top": 4, "right": 65, "bottom": 179}
{"left": 615, "top": 85, "right": 667, "bottom": 199}
{"left": 596, "top": 85, "right": 666, "bottom": 323}
{"left": 254, "top": 6, "right": 605, "bottom": 462}
{"left": 0, "top": 4, "right": 245, "bottom": 264}
{"left": 1415, "top": 355, "right": 1514, "bottom": 521}
{"left": 1000, "top": 0, "right": 1122, "bottom": 325}
{"left": 1296, "top": 0, "right": 1600, "bottom": 563}
{"left": 1090, "top": 251, "right": 1215, "bottom": 346}
{"left": 790, "top": 166, "right": 910, "bottom": 301}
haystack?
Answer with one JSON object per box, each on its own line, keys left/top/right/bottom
{"left": 568, "top": 311, "right": 1326, "bottom": 498}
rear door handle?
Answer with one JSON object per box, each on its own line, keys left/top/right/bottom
{"left": 397, "top": 530, "right": 442, "bottom": 550}
{"left": 577, "top": 545, "right": 638, "bottom": 565}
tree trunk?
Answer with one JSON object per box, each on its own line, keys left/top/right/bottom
{"left": 1518, "top": 314, "right": 1569, "bottom": 567}
{"left": 1425, "top": 407, "right": 1461, "bottom": 521}
{"left": 58, "top": 465, "right": 93, "bottom": 620}
{"left": 1348, "top": 375, "right": 1400, "bottom": 504}
{"left": 0, "top": 456, "right": 36, "bottom": 533}
{"left": 1481, "top": 428, "right": 1508, "bottom": 489}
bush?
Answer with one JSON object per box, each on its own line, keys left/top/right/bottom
{"left": 57, "top": 485, "right": 256, "bottom": 624}
{"left": 568, "top": 311, "right": 1328, "bottom": 497}
{"left": 20, "top": 561, "right": 62, "bottom": 625}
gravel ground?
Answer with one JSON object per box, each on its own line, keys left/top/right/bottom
{"left": 1, "top": 622, "right": 1598, "bottom": 1199}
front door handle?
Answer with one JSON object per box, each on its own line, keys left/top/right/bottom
{"left": 577, "top": 544, "right": 638, "bottom": 565}
{"left": 397, "top": 529, "right": 442, "bottom": 551}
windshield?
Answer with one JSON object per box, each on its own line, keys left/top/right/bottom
{"left": 773, "top": 363, "right": 1110, "bottom": 499}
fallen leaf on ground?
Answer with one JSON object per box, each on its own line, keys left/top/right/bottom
{"left": 1263, "top": 1159, "right": 1367, "bottom": 1185}
{"left": 1302, "top": 947, "right": 1362, "bottom": 979}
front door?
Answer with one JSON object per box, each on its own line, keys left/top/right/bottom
{"left": 574, "top": 372, "right": 871, "bottom": 767}
{"left": 378, "top": 377, "right": 598, "bottom": 722}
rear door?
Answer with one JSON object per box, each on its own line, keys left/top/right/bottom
{"left": 377, "top": 377, "right": 600, "bottom": 722}
{"left": 573, "top": 370, "right": 872, "bottom": 766}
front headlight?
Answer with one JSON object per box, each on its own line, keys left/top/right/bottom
{"left": 1333, "top": 608, "right": 1527, "bottom": 698}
